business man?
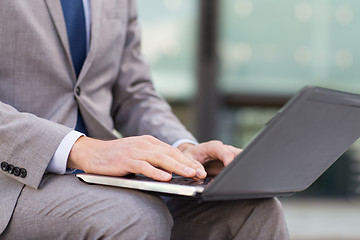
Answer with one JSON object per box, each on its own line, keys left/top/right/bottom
{"left": 0, "top": 0, "right": 289, "bottom": 239}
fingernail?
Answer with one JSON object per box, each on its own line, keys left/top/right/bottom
{"left": 196, "top": 168, "right": 207, "bottom": 178}
{"left": 161, "top": 172, "right": 171, "bottom": 180}
{"left": 184, "top": 167, "right": 196, "bottom": 176}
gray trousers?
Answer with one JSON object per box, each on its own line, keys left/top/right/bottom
{"left": 0, "top": 174, "right": 289, "bottom": 240}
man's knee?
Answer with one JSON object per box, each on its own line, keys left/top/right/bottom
{"left": 255, "top": 198, "right": 285, "bottom": 220}
{"left": 78, "top": 193, "right": 174, "bottom": 240}
{"left": 247, "top": 198, "right": 289, "bottom": 239}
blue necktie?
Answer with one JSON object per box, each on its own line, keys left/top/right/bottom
{"left": 60, "top": 0, "right": 87, "bottom": 77}
{"left": 61, "top": 0, "right": 88, "bottom": 135}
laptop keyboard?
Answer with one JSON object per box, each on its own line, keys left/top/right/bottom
{"left": 128, "top": 174, "right": 214, "bottom": 187}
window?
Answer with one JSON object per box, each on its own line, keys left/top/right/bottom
{"left": 137, "top": 0, "right": 198, "bottom": 102}
{"left": 219, "top": 0, "right": 360, "bottom": 96}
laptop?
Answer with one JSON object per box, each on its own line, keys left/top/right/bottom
{"left": 77, "top": 86, "right": 360, "bottom": 201}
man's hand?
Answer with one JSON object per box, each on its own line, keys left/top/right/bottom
{"left": 178, "top": 141, "right": 242, "bottom": 175}
{"left": 68, "top": 135, "right": 207, "bottom": 181}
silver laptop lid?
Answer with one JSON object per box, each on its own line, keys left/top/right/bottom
{"left": 202, "top": 86, "right": 360, "bottom": 200}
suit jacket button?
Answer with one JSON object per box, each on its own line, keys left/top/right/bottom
{"left": 1, "top": 162, "right": 8, "bottom": 171}
{"left": 13, "top": 167, "right": 21, "bottom": 176}
{"left": 8, "top": 164, "right": 14, "bottom": 174}
{"left": 20, "top": 168, "right": 27, "bottom": 178}
{"left": 76, "top": 86, "right": 81, "bottom": 96}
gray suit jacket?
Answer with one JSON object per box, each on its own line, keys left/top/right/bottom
{"left": 0, "top": 0, "right": 196, "bottom": 234}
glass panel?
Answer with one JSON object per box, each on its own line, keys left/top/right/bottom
{"left": 219, "top": 107, "right": 278, "bottom": 147}
{"left": 219, "top": 0, "right": 360, "bottom": 96}
{"left": 219, "top": 107, "right": 360, "bottom": 197}
{"left": 136, "top": 0, "right": 198, "bottom": 101}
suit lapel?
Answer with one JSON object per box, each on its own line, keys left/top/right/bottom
{"left": 77, "top": 0, "right": 102, "bottom": 83}
{"left": 44, "top": 0, "right": 75, "bottom": 80}
{"left": 45, "top": 0, "right": 102, "bottom": 82}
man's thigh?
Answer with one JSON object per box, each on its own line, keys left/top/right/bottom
{"left": 1, "top": 174, "right": 173, "bottom": 240}
{"left": 165, "top": 197, "right": 289, "bottom": 240}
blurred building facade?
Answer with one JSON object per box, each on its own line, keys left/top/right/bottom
{"left": 136, "top": 0, "right": 360, "bottom": 198}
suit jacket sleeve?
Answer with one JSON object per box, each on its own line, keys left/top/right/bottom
{"left": 0, "top": 101, "right": 72, "bottom": 189}
{"left": 110, "top": 1, "right": 197, "bottom": 145}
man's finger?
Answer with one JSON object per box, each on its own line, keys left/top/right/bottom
{"left": 225, "top": 145, "right": 242, "bottom": 156}
{"left": 141, "top": 151, "right": 200, "bottom": 178}
{"left": 147, "top": 141, "right": 206, "bottom": 178}
{"left": 153, "top": 140, "right": 205, "bottom": 171}
{"left": 211, "top": 148, "right": 235, "bottom": 166}
{"left": 129, "top": 160, "right": 172, "bottom": 181}
{"left": 197, "top": 141, "right": 237, "bottom": 166}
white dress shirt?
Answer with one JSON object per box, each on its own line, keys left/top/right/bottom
{"left": 46, "top": 0, "right": 197, "bottom": 174}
